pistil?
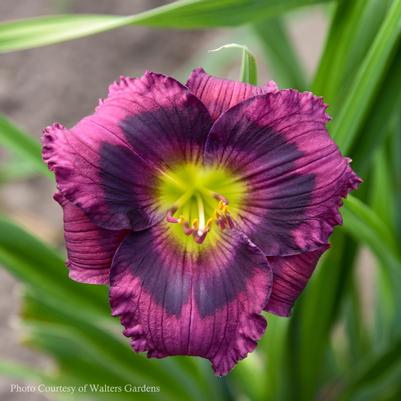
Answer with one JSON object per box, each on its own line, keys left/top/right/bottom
{"left": 196, "top": 194, "right": 206, "bottom": 235}
{"left": 165, "top": 188, "right": 233, "bottom": 244}
{"left": 159, "top": 163, "right": 245, "bottom": 245}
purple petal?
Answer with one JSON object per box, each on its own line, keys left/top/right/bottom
{"left": 186, "top": 67, "right": 278, "bottom": 121}
{"left": 265, "top": 246, "right": 329, "bottom": 317}
{"left": 205, "top": 90, "right": 361, "bottom": 256}
{"left": 109, "top": 224, "right": 272, "bottom": 376}
{"left": 54, "top": 193, "right": 127, "bottom": 284}
{"left": 42, "top": 72, "right": 212, "bottom": 231}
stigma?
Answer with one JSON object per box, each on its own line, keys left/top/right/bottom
{"left": 165, "top": 194, "right": 234, "bottom": 244}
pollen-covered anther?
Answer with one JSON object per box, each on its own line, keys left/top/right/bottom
{"left": 215, "top": 193, "right": 229, "bottom": 205}
{"left": 164, "top": 189, "right": 235, "bottom": 244}
{"left": 182, "top": 221, "right": 193, "bottom": 236}
{"left": 166, "top": 208, "right": 179, "bottom": 223}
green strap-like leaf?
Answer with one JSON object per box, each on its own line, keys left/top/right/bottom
{"left": 0, "top": 115, "right": 50, "bottom": 177}
{"left": 312, "top": 0, "right": 391, "bottom": 111}
{"left": 209, "top": 43, "right": 257, "bottom": 84}
{"left": 0, "top": 215, "right": 109, "bottom": 319}
{"left": 0, "top": 360, "right": 47, "bottom": 382}
{"left": 342, "top": 196, "right": 401, "bottom": 264}
{"left": 350, "top": 44, "right": 401, "bottom": 174}
{"left": 331, "top": 0, "right": 401, "bottom": 153}
{"left": 336, "top": 337, "right": 401, "bottom": 401}
{"left": 0, "top": 0, "right": 332, "bottom": 53}
{"left": 253, "top": 17, "right": 307, "bottom": 89}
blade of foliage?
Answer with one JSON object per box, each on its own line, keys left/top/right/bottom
{"left": 0, "top": 115, "right": 50, "bottom": 177}
{"left": 209, "top": 43, "right": 257, "bottom": 84}
{"left": 24, "top": 324, "right": 167, "bottom": 401}
{"left": 0, "top": 0, "right": 332, "bottom": 52}
{"left": 350, "top": 44, "right": 401, "bottom": 175}
{"left": 370, "top": 142, "right": 401, "bottom": 348}
{"left": 313, "top": 0, "right": 391, "bottom": 112}
{"left": 343, "top": 276, "right": 370, "bottom": 366}
{"left": 0, "top": 217, "right": 221, "bottom": 400}
{"left": 287, "top": 232, "right": 357, "bottom": 401}
{"left": 391, "top": 120, "right": 401, "bottom": 241}
{"left": 342, "top": 195, "right": 401, "bottom": 346}
{"left": 331, "top": 0, "right": 401, "bottom": 153}
{"left": 336, "top": 337, "right": 401, "bottom": 401}
{"left": 262, "top": 316, "right": 289, "bottom": 401}
{"left": 252, "top": 17, "right": 307, "bottom": 89}
{"left": 0, "top": 360, "right": 47, "bottom": 381}
{"left": 285, "top": 190, "right": 400, "bottom": 401}
{"left": 0, "top": 215, "right": 109, "bottom": 319}
{"left": 342, "top": 196, "right": 401, "bottom": 266}
{"left": 21, "top": 292, "right": 211, "bottom": 401}
{"left": 0, "top": 157, "right": 38, "bottom": 183}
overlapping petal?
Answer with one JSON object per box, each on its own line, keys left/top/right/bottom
{"left": 186, "top": 67, "right": 278, "bottom": 121}
{"left": 54, "top": 193, "right": 127, "bottom": 284}
{"left": 109, "top": 224, "right": 272, "bottom": 376}
{"left": 42, "top": 72, "right": 212, "bottom": 231}
{"left": 44, "top": 68, "right": 362, "bottom": 376}
{"left": 205, "top": 89, "right": 361, "bottom": 256}
{"left": 265, "top": 246, "right": 329, "bottom": 317}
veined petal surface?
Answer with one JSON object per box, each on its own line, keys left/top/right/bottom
{"left": 186, "top": 67, "right": 278, "bottom": 121}
{"left": 205, "top": 90, "right": 361, "bottom": 256}
{"left": 42, "top": 72, "right": 212, "bottom": 231}
{"left": 54, "top": 192, "right": 127, "bottom": 284}
{"left": 109, "top": 224, "right": 272, "bottom": 376}
{"left": 265, "top": 246, "right": 329, "bottom": 316}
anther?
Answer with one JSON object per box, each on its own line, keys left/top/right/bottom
{"left": 166, "top": 208, "right": 179, "bottom": 223}
{"left": 183, "top": 221, "right": 193, "bottom": 236}
{"left": 214, "top": 193, "right": 229, "bottom": 205}
{"left": 194, "top": 231, "right": 208, "bottom": 244}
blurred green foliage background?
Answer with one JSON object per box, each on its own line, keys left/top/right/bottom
{"left": 1, "top": 0, "right": 401, "bottom": 400}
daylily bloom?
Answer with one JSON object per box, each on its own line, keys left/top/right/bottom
{"left": 42, "top": 68, "right": 361, "bottom": 376}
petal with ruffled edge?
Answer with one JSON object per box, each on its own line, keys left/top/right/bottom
{"left": 109, "top": 223, "right": 272, "bottom": 376}
{"left": 205, "top": 90, "right": 361, "bottom": 256}
{"left": 42, "top": 72, "right": 212, "bottom": 231}
{"left": 265, "top": 246, "right": 329, "bottom": 317}
{"left": 186, "top": 67, "right": 278, "bottom": 121}
{"left": 54, "top": 193, "right": 127, "bottom": 284}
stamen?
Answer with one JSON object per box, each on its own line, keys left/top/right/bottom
{"left": 214, "top": 193, "right": 229, "bottom": 205}
{"left": 164, "top": 184, "right": 235, "bottom": 244}
{"left": 194, "top": 230, "right": 208, "bottom": 244}
{"left": 166, "top": 208, "right": 179, "bottom": 223}
{"left": 192, "top": 218, "right": 199, "bottom": 231}
{"left": 183, "top": 221, "right": 193, "bottom": 236}
{"left": 196, "top": 194, "right": 206, "bottom": 235}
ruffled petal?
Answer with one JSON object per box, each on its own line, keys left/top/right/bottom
{"left": 42, "top": 72, "right": 212, "bottom": 231}
{"left": 205, "top": 90, "right": 361, "bottom": 256}
{"left": 109, "top": 223, "right": 272, "bottom": 376}
{"left": 186, "top": 67, "right": 278, "bottom": 121}
{"left": 265, "top": 246, "right": 329, "bottom": 317}
{"left": 54, "top": 193, "right": 127, "bottom": 285}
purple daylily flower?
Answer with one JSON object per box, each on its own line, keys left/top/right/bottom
{"left": 42, "top": 68, "right": 361, "bottom": 376}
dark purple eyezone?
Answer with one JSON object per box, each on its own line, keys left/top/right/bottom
{"left": 42, "top": 68, "right": 361, "bottom": 376}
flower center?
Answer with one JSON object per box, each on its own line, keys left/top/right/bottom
{"left": 156, "top": 163, "right": 245, "bottom": 246}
